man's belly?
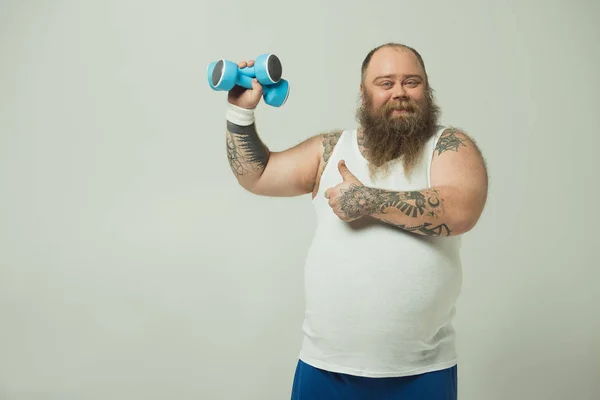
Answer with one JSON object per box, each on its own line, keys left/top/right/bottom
{"left": 301, "top": 225, "right": 463, "bottom": 349}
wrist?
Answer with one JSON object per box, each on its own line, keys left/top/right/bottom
{"left": 362, "top": 186, "right": 385, "bottom": 217}
{"left": 226, "top": 102, "right": 255, "bottom": 126}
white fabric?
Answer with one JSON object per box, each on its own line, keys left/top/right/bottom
{"left": 298, "top": 126, "right": 463, "bottom": 378}
{"left": 225, "top": 102, "right": 255, "bottom": 126}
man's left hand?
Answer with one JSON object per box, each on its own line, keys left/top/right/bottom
{"left": 324, "top": 160, "right": 378, "bottom": 222}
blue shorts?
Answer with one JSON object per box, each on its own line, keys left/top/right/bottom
{"left": 291, "top": 359, "right": 457, "bottom": 399}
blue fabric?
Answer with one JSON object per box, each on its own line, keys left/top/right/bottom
{"left": 291, "top": 359, "right": 457, "bottom": 400}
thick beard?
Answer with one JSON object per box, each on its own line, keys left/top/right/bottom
{"left": 355, "top": 87, "right": 440, "bottom": 179}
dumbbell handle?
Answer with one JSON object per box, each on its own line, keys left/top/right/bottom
{"left": 235, "top": 74, "right": 254, "bottom": 90}
{"left": 239, "top": 66, "right": 255, "bottom": 77}
{"left": 235, "top": 66, "right": 258, "bottom": 90}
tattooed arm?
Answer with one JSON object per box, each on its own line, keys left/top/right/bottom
{"left": 335, "top": 185, "right": 455, "bottom": 236}
{"left": 226, "top": 121, "right": 271, "bottom": 190}
{"left": 224, "top": 60, "right": 342, "bottom": 197}
{"left": 325, "top": 128, "right": 488, "bottom": 236}
{"left": 226, "top": 120, "right": 341, "bottom": 197}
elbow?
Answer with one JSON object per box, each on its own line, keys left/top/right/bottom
{"left": 448, "top": 207, "right": 482, "bottom": 236}
{"left": 442, "top": 187, "right": 486, "bottom": 236}
{"left": 240, "top": 180, "right": 263, "bottom": 196}
{"left": 451, "top": 219, "right": 475, "bottom": 236}
{"left": 231, "top": 175, "right": 258, "bottom": 195}
{"left": 239, "top": 176, "right": 271, "bottom": 196}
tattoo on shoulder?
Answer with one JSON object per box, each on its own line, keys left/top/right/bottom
{"left": 435, "top": 128, "right": 467, "bottom": 155}
{"left": 321, "top": 130, "right": 343, "bottom": 165}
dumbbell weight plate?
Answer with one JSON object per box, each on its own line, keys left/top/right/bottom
{"left": 263, "top": 78, "right": 289, "bottom": 107}
{"left": 206, "top": 61, "right": 222, "bottom": 90}
{"left": 266, "top": 54, "right": 282, "bottom": 83}
{"left": 211, "top": 60, "right": 224, "bottom": 88}
{"left": 255, "top": 54, "right": 282, "bottom": 85}
{"left": 211, "top": 59, "right": 239, "bottom": 91}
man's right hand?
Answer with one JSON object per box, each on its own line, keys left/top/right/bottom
{"left": 227, "top": 60, "right": 264, "bottom": 110}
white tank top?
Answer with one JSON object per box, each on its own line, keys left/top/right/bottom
{"left": 298, "top": 126, "right": 463, "bottom": 377}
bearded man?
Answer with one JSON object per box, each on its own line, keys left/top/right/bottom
{"left": 223, "top": 42, "right": 488, "bottom": 399}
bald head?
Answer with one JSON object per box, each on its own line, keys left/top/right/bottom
{"left": 360, "top": 43, "right": 429, "bottom": 87}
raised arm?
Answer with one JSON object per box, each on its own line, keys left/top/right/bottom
{"left": 224, "top": 59, "right": 341, "bottom": 197}
{"left": 226, "top": 113, "right": 323, "bottom": 197}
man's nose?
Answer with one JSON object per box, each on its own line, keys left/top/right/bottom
{"left": 392, "top": 85, "right": 409, "bottom": 100}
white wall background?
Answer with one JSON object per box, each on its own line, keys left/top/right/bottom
{"left": 1, "top": 0, "right": 598, "bottom": 399}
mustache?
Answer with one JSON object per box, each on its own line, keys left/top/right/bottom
{"left": 382, "top": 100, "right": 419, "bottom": 114}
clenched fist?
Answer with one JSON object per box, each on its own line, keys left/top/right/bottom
{"left": 227, "top": 60, "right": 263, "bottom": 110}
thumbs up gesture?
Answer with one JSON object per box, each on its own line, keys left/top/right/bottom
{"left": 324, "top": 160, "right": 377, "bottom": 222}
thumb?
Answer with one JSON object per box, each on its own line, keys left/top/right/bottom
{"left": 251, "top": 78, "right": 263, "bottom": 94}
{"left": 338, "top": 160, "right": 355, "bottom": 181}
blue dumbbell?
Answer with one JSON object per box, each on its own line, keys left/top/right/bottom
{"left": 207, "top": 53, "right": 290, "bottom": 107}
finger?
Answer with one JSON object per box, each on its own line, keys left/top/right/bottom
{"left": 338, "top": 160, "right": 354, "bottom": 181}
{"left": 251, "top": 78, "right": 263, "bottom": 94}
{"left": 227, "top": 84, "right": 245, "bottom": 96}
{"left": 248, "top": 60, "right": 255, "bottom": 67}
{"left": 238, "top": 61, "right": 247, "bottom": 68}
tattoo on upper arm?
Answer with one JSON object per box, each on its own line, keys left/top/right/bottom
{"left": 435, "top": 128, "right": 467, "bottom": 155}
{"left": 311, "top": 130, "right": 343, "bottom": 198}
{"left": 322, "top": 130, "right": 343, "bottom": 166}
{"left": 226, "top": 121, "right": 270, "bottom": 177}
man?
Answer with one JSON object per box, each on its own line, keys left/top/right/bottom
{"left": 223, "top": 43, "right": 488, "bottom": 399}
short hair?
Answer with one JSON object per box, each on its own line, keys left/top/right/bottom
{"left": 360, "top": 43, "right": 428, "bottom": 85}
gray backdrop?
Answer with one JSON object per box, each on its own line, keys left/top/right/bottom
{"left": 1, "top": 0, "right": 598, "bottom": 399}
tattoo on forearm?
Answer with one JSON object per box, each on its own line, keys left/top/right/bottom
{"left": 378, "top": 189, "right": 442, "bottom": 218}
{"left": 379, "top": 220, "right": 452, "bottom": 236}
{"left": 335, "top": 185, "right": 449, "bottom": 234}
{"left": 336, "top": 186, "right": 442, "bottom": 219}
{"left": 226, "top": 135, "right": 243, "bottom": 176}
{"left": 435, "top": 128, "right": 467, "bottom": 155}
{"left": 226, "top": 121, "right": 270, "bottom": 177}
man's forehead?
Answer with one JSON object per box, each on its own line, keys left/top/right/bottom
{"left": 366, "top": 48, "right": 425, "bottom": 79}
